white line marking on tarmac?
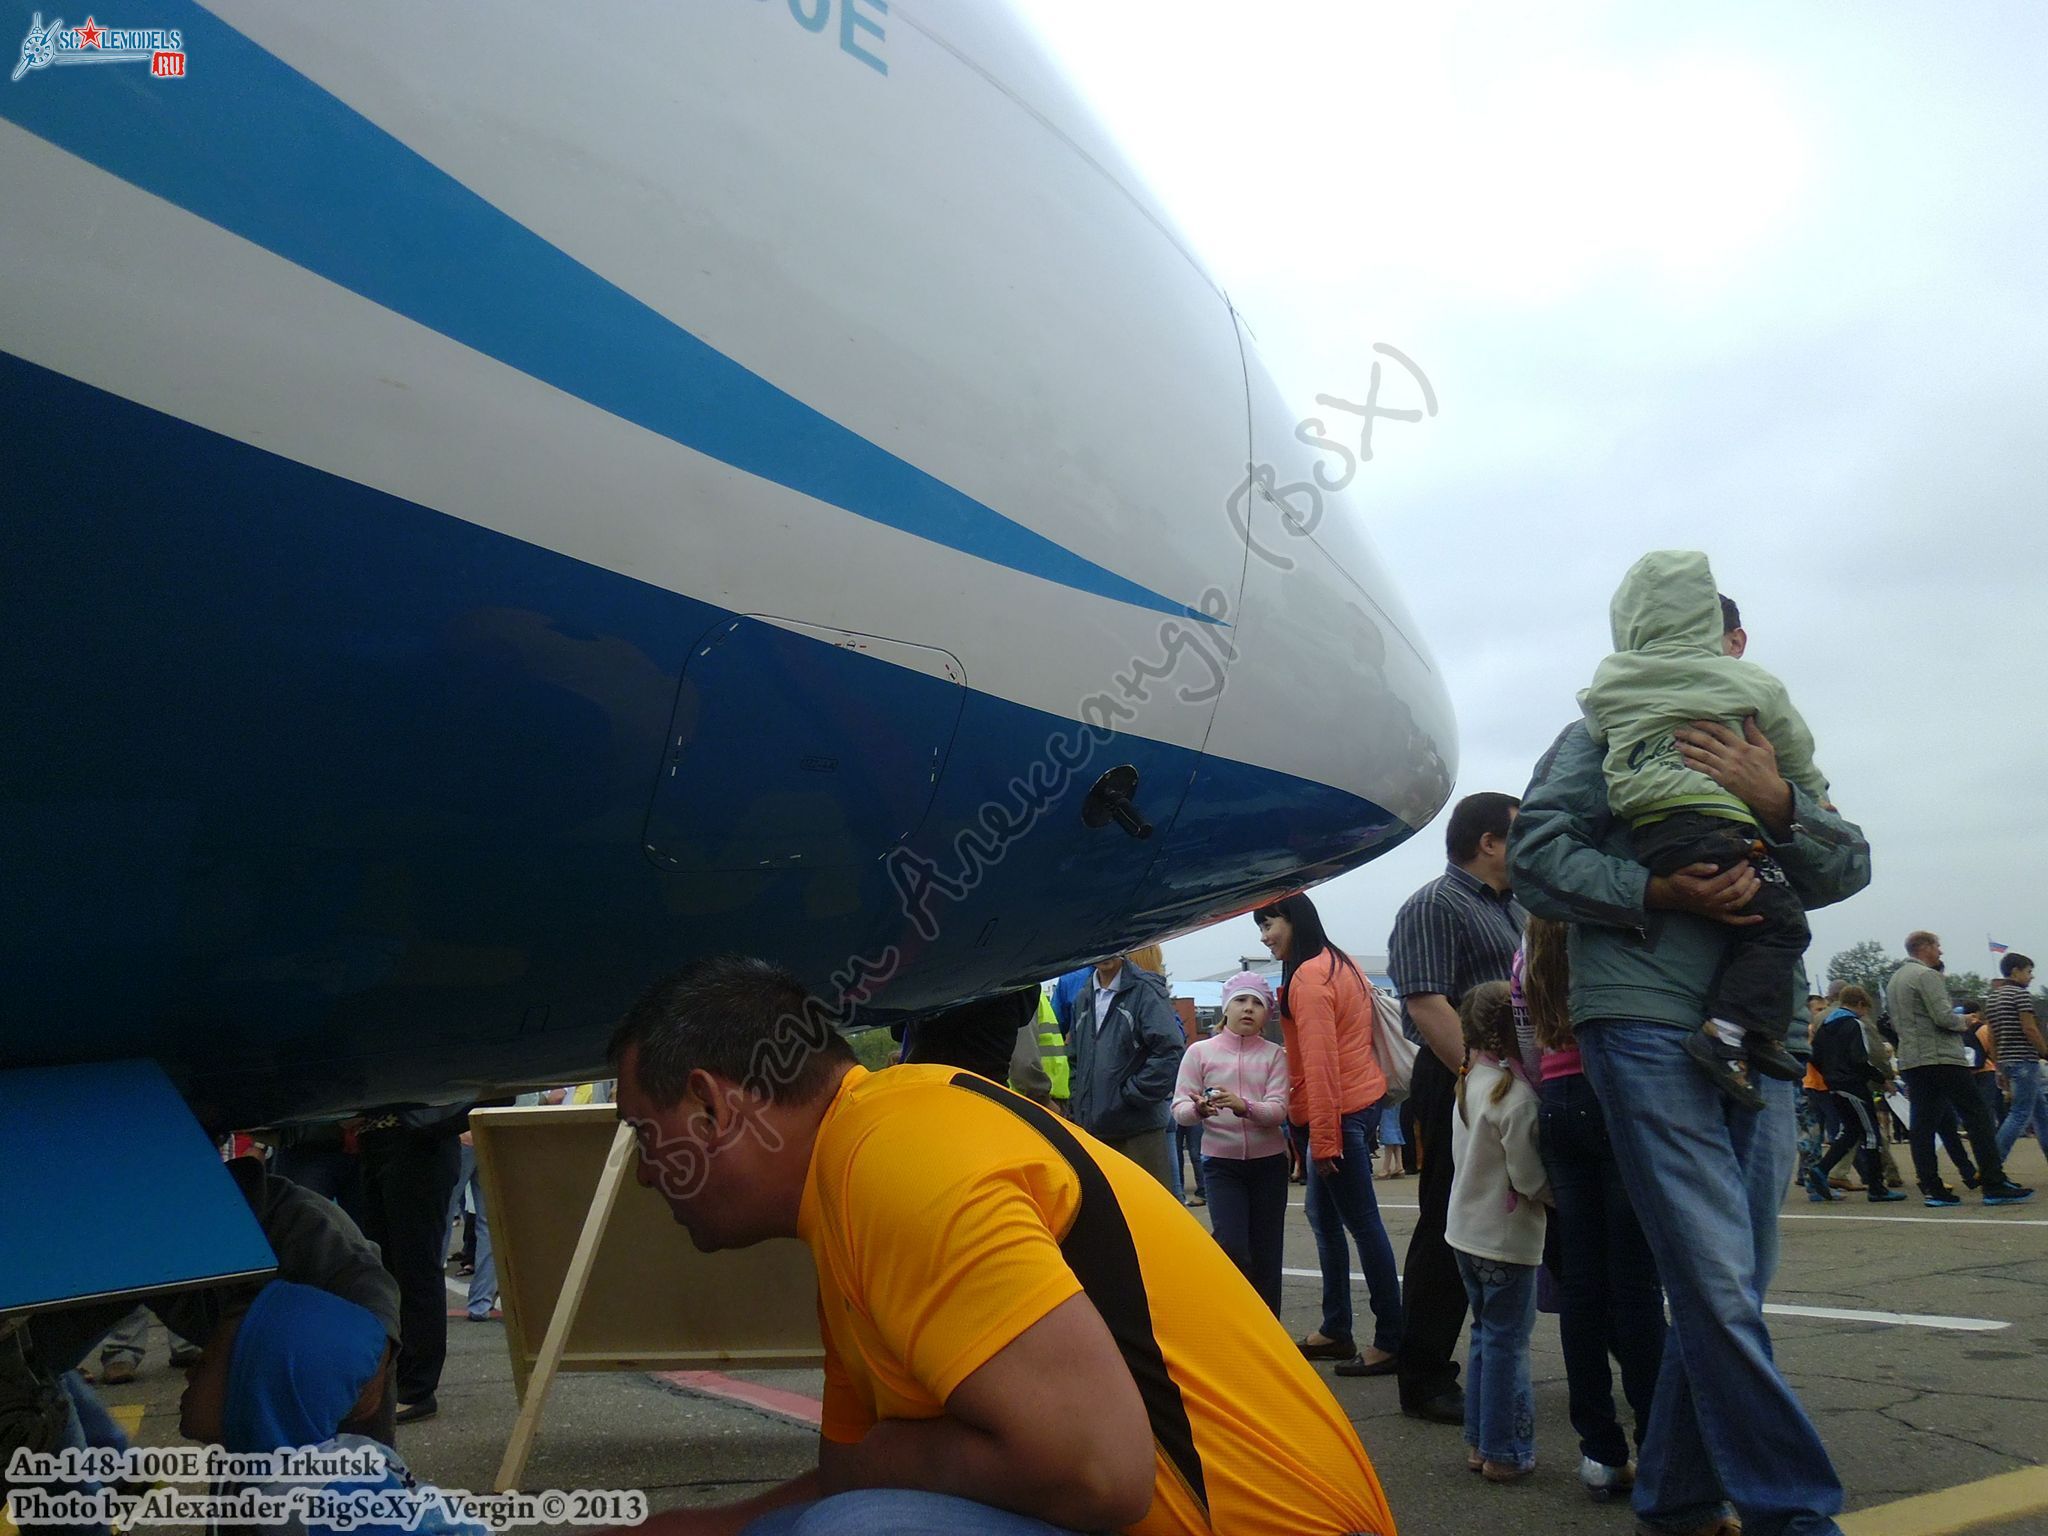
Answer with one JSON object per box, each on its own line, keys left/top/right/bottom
{"left": 1289, "top": 1202, "right": 2047, "bottom": 1226}
{"left": 1280, "top": 1269, "right": 2009, "bottom": 1331}
{"left": 1781, "top": 1212, "right": 2048, "bottom": 1226}
{"left": 1765, "top": 1304, "right": 2007, "bottom": 1332}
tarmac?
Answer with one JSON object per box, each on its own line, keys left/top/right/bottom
{"left": 50, "top": 1139, "right": 2048, "bottom": 1536}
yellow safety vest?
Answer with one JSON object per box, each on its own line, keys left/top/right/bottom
{"left": 1035, "top": 992, "right": 1070, "bottom": 1101}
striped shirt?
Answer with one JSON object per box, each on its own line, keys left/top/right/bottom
{"left": 1387, "top": 863, "right": 1527, "bottom": 1037}
{"left": 1985, "top": 981, "right": 2043, "bottom": 1065}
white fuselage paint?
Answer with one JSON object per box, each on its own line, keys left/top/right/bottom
{"left": 0, "top": 0, "right": 1456, "bottom": 829}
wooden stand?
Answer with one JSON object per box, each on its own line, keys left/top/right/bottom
{"left": 469, "top": 1105, "right": 824, "bottom": 1490}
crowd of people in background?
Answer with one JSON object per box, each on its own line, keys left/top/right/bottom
{"left": 18, "top": 557, "right": 2047, "bottom": 1536}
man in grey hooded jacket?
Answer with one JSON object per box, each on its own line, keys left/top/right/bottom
{"left": 1065, "top": 955, "right": 1184, "bottom": 1192}
{"left": 1509, "top": 600, "right": 1870, "bottom": 1536}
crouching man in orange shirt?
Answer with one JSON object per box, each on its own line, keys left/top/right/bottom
{"left": 610, "top": 956, "right": 1394, "bottom": 1536}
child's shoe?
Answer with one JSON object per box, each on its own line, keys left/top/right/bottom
{"left": 1683, "top": 1027, "right": 1766, "bottom": 1111}
{"left": 1481, "top": 1458, "right": 1537, "bottom": 1483}
{"left": 1579, "top": 1456, "right": 1635, "bottom": 1500}
{"left": 1744, "top": 1036, "right": 1804, "bottom": 1082}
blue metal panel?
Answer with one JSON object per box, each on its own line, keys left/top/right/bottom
{"left": 645, "top": 619, "right": 964, "bottom": 872}
{"left": 0, "top": 350, "right": 1411, "bottom": 1126}
{"left": 0, "top": 1060, "right": 274, "bottom": 1311}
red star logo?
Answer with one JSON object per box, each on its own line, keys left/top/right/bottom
{"left": 75, "top": 17, "right": 104, "bottom": 47}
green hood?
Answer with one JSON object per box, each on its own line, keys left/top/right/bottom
{"left": 1581, "top": 547, "right": 1826, "bottom": 824}
{"left": 1609, "top": 550, "right": 1722, "bottom": 655}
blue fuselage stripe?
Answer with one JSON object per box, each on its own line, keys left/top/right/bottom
{"left": 0, "top": 3, "right": 1207, "bottom": 620}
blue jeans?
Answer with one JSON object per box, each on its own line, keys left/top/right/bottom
{"left": 1578, "top": 1020, "right": 1844, "bottom": 1536}
{"left": 1301, "top": 1106, "right": 1404, "bottom": 1353}
{"left": 741, "top": 1490, "right": 1085, "bottom": 1535}
{"left": 1455, "top": 1251, "right": 1537, "bottom": 1469}
{"left": 1996, "top": 1058, "right": 2048, "bottom": 1160}
{"left": 1202, "top": 1153, "right": 1288, "bottom": 1314}
{"left": 1538, "top": 1073, "right": 1665, "bottom": 1470}
{"left": 1172, "top": 1120, "right": 1205, "bottom": 1200}
{"left": 446, "top": 1144, "right": 497, "bottom": 1318}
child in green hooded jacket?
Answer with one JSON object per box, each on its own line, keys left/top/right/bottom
{"left": 1580, "top": 550, "right": 1832, "bottom": 1110}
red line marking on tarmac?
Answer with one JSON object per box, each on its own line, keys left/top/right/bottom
{"left": 651, "top": 1370, "right": 823, "bottom": 1428}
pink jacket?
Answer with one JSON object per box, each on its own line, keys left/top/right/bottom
{"left": 1171, "top": 1030, "right": 1291, "bottom": 1160}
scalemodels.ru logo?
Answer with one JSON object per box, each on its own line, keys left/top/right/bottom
{"left": 12, "top": 13, "right": 185, "bottom": 81}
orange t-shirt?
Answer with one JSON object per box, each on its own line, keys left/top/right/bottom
{"left": 798, "top": 1065, "right": 1393, "bottom": 1536}
{"left": 1802, "top": 1059, "right": 1826, "bottom": 1092}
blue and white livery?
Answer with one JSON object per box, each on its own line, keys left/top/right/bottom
{"left": 0, "top": 0, "right": 1453, "bottom": 1303}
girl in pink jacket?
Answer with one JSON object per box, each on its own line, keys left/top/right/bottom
{"left": 1173, "top": 973, "right": 1292, "bottom": 1313}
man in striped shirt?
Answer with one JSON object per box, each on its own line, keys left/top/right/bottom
{"left": 1382, "top": 792, "right": 1525, "bottom": 1422}
{"left": 1990, "top": 952, "right": 2047, "bottom": 1160}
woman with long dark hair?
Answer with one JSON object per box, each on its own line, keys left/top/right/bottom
{"left": 1254, "top": 891, "right": 1404, "bottom": 1374}
{"left": 1521, "top": 915, "right": 1666, "bottom": 1499}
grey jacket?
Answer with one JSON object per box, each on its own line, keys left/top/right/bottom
{"left": 1509, "top": 721, "right": 1871, "bottom": 1030}
{"left": 1066, "top": 965, "right": 1185, "bottom": 1140}
{"left": 1887, "top": 960, "right": 1965, "bottom": 1071}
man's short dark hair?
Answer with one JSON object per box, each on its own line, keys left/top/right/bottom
{"left": 2003, "top": 952, "right": 2035, "bottom": 978}
{"left": 1807, "top": 993, "right": 1825, "bottom": 1005}
{"left": 1719, "top": 594, "right": 1741, "bottom": 633}
{"left": 1446, "top": 792, "right": 1521, "bottom": 863}
{"left": 610, "top": 955, "right": 854, "bottom": 1110}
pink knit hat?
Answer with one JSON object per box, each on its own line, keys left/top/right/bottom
{"left": 1221, "top": 972, "right": 1275, "bottom": 1013}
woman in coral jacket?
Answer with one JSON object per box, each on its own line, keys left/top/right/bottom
{"left": 1255, "top": 891, "right": 1405, "bottom": 1376}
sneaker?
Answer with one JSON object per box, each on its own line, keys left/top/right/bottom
{"left": 1923, "top": 1188, "right": 1962, "bottom": 1208}
{"left": 1683, "top": 1027, "right": 1766, "bottom": 1111}
{"left": 1804, "top": 1172, "right": 1840, "bottom": 1203}
{"left": 393, "top": 1395, "right": 438, "bottom": 1425}
{"left": 168, "top": 1343, "right": 204, "bottom": 1369}
{"left": 1983, "top": 1182, "right": 2035, "bottom": 1206}
{"left": 1184, "top": 1192, "right": 1206, "bottom": 1207}
{"left": 1867, "top": 1188, "right": 1907, "bottom": 1203}
{"left": 1481, "top": 1458, "right": 1537, "bottom": 1483}
{"left": 1580, "top": 1457, "right": 1636, "bottom": 1499}
{"left": 1745, "top": 1037, "right": 1804, "bottom": 1082}
{"left": 99, "top": 1357, "right": 137, "bottom": 1385}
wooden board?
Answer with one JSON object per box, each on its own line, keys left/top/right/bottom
{"left": 468, "top": 1105, "right": 823, "bottom": 1399}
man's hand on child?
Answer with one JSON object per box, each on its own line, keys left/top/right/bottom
{"left": 1647, "top": 861, "right": 1764, "bottom": 926}
{"left": 1673, "top": 717, "right": 1794, "bottom": 835}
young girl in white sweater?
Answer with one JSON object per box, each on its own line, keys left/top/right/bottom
{"left": 1448, "top": 979, "right": 1553, "bottom": 1482}
{"left": 1171, "top": 972, "right": 1291, "bottom": 1314}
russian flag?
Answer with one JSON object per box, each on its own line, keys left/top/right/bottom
{"left": 1989, "top": 938, "right": 2010, "bottom": 955}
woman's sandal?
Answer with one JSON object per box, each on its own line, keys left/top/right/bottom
{"left": 1297, "top": 1333, "right": 1356, "bottom": 1360}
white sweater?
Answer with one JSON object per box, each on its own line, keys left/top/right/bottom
{"left": 1446, "top": 1057, "right": 1552, "bottom": 1267}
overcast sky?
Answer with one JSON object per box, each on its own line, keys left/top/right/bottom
{"left": 1016, "top": 0, "right": 2048, "bottom": 986}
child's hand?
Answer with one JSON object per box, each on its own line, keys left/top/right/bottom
{"left": 1212, "top": 1090, "right": 1248, "bottom": 1115}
